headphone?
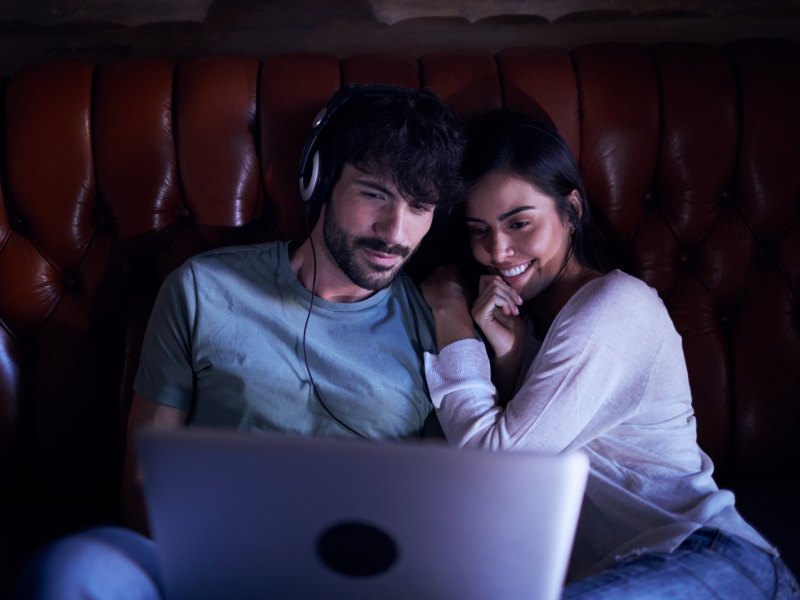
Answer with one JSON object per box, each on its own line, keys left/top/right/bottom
{"left": 297, "top": 83, "right": 427, "bottom": 439}
{"left": 297, "top": 83, "right": 416, "bottom": 206}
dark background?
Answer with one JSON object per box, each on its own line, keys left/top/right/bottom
{"left": 0, "top": 0, "right": 798, "bottom": 75}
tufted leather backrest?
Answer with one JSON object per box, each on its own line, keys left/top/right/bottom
{"left": 1, "top": 41, "right": 798, "bottom": 521}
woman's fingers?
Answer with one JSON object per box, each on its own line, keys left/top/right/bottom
{"left": 478, "top": 275, "right": 523, "bottom": 304}
{"left": 475, "top": 275, "right": 523, "bottom": 317}
{"left": 470, "top": 279, "right": 525, "bottom": 359}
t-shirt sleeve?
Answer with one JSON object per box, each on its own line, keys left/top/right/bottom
{"left": 425, "top": 275, "right": 664, "bottom": 452}
{"left": 133, "top": 263, "right": 198, "bottom": 410}
{"left": 396, "top": 273, "right": 438, "bottom": 355}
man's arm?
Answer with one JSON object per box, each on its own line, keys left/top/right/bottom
{"left": 120, "top": 393, "right": 188, "bottom": 535}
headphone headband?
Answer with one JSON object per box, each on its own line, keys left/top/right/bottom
{"left": 297, "top": 83, "right": 417, "bottom": 205}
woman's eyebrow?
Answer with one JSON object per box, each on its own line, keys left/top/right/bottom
{"left": 466, "top": 206, "right": 536, "bottom": 224}
{"left": 497, "top": 206, "right": 537, "bottom": 221}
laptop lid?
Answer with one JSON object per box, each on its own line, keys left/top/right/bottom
{"left": 138, "top": 428, "right": 588, "bottom": 600}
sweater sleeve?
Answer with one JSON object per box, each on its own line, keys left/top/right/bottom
{"left": 425, "top": 273, "right": 665, "bottom": 452}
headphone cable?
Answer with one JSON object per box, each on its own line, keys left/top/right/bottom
{"left": 301, "top": 228, "right": 368, "bottom": 440}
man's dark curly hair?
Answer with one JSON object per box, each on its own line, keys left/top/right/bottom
{"left": 318, "top": 85, "right": 467, "bottom": 211}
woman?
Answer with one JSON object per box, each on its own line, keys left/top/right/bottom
{"left": 422, "top": 111, "right": 799, "bottom": 598}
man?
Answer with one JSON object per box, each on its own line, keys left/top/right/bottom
{"left": 16, "top": 84, "right": 466, "bottom": 599}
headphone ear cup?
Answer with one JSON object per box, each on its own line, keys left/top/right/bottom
{"left": 298, "top": 105, "right": 330, "bottom": 205}
{"left": 298, "top": 109, "right": 338, "bottom": 205}
{"left": 299, "top": 83, "right": 414, "bottom": 206}
{"left": 300, "top": 148, "right": 332, "bottom": 205}
{"left": 299, "top": 150, "right": 320, "bottom": 203}
{"left": 312, "top": 143, "right": 334, "bottom": 205}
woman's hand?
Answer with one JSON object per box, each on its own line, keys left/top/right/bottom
{"left": 421, "top": 265, "right": 469, "bottom": 311}
{"left": 421, "top": 266, "right": 475, "bottom": 349}
{"left": 471, "top": 275, "right": 525, "bottom": 358}
{"left": 472, "top": 275, "right": 526, "bottom": 399}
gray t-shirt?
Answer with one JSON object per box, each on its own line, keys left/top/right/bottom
{"left": 134, "top": 241, "right": 436, "bottom": 439}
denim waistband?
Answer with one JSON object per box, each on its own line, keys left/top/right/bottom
{"left": 678, "top": 527, "right": 723, "bottom": 551}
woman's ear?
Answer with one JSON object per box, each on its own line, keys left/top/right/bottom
{"left": 568, "top": 189, "right": 583, "bottom": 222}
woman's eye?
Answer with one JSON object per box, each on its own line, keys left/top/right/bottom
{"left": 469, "top": 227, "right": 487, "bottom": 237}
{"left": 509, "top": 220, "right": 530, "bottom": 230}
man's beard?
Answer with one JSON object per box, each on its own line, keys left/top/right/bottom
{"left": 323, "top": 204, "right": 413, "bottom": 291}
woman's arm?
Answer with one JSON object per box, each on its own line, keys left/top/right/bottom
{"left": 422, "top": 267, "right": 526, "bottom": 400}
{"left": 421, "top": 265, "right": 476, "bottom": 348}
{"left": 426, "top": 274, "right": 657, "bottom": 452}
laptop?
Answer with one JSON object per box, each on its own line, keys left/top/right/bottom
{"left": 137, "top": 427, "right": 588, "bottom": 600}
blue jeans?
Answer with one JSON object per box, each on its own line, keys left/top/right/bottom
{"left": 564, "top": 528, "right": 800, "bottom": 599}
{"left": 15, "top": 526, "right": 800, "bottom": 599}
{"left": 15, "top": 527, "right": 161, "bottom": 600}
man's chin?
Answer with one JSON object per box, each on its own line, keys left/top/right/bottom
{"left": 355, "top": 264, "right": 401, "bottom": 291}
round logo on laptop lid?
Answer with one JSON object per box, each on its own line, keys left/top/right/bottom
{"left": 316, "top": 520, "right": 398, "bottom": 577}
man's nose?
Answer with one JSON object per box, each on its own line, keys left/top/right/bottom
{"left": 373, "top": 203, "right": 406, "bottom": 243}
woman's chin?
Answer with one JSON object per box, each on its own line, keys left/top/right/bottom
{"left": 519, "top": 276, "right": 550, "bottom": 302}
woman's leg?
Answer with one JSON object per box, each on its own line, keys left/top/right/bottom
{"left": 14, "top": 526, "right": 161, "bottom": 600}
{"left": 563, "top": 528, "right": 800, "bottom": 600}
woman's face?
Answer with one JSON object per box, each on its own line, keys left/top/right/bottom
{"left": 466, "top": 171, "right": 575, "bottom": 301}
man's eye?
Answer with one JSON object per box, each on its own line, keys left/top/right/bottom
{"left": 410, "top": 202, "right": 434, "bottom": 214}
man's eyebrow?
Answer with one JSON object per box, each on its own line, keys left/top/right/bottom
{"left": 355, "top": 177, "right": 436, "bottom": 208}
{"left": 466, "top": 206, "right": 536, "bottom": 224}
{"left": 354, "top": 178, "right": 395, "bottom": 197}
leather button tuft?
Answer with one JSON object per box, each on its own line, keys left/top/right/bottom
{"left": 62, "top": 272, "right": 79, "bottom": 289}
{"left": 95, "top": 213, "right": 108, "bottom": 230}
{"left": 718, "top": 302, "right": 734, "bottom": 324}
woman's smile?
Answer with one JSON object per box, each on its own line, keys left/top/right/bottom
{"left": 496, "top": 260, "right": 533, "bottom": 280}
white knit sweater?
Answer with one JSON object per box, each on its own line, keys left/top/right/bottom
{"left": 425, "top": 270, "right": 772, "bottom": 580}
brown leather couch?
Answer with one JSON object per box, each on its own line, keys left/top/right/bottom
{"left": 2, "top": 40, "right": 799, "bottom": 594}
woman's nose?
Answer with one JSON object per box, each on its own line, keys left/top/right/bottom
{"left": 489, "top": 232, "right": 514, "bottom": 262}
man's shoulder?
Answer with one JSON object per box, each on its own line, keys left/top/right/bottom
{"left": 161, "top": 241, "right": 286, "bottom": 294}
{"left": 185, "top": 241, "right": 285, "bottom": 270}
{"left": 390, "top": 270, "right": 427, "bottom": 302}
{"left": 391, "top": 268, "right": 415, "bottom": 288}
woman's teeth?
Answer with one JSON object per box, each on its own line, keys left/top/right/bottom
{"left": 500, "top": 261, "right": 532, "bottom": 278}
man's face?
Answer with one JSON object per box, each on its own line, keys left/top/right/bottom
{"left": 323, "top": 164, "right": 435, "bottom": 291}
